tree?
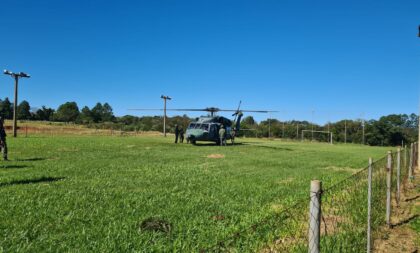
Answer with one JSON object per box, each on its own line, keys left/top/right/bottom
{"left": 0, "top": 98, "right": 13, "bottom": 119}
{"left": 79, "top": 106, "right": 93, "bottom": 123}
{"left": 91, "top": 103, "right": 103, "bottom": 123}
{"left": 55, "top": 102, "right": 80, "bottom": 122}
{"left": 90, "top": 102, "right": 115, "bottom": 123}
{"left": 242, "top": 116, "right": 256, "bottom": 125}
{"left": 34, "top": 106, "right": 55, "bottom": 121}
{"left": 17, "top": 100, "right": 31, "bottom": 120}
{"left": 102, "top": 103, "right": 114, "bottom": 122}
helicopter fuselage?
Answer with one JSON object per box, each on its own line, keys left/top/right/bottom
{"left": 186, "top": 116, "right": 235, "bottom": 144}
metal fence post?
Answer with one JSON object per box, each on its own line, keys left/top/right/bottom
{"left": 386, "top": 151, "right": 392, "bottom": 227}
{"left": 404, "top": 145, "right": 407, "bottom": 172}
{"left": 308, "top": 180, "right": 321, "bottom": 253}
{"left": 397, "top": 147, "right": 401, "bottom": 205}
{"left": 367, "top": 158, "right": 372, "bottom": 253}
{"left": 416, "top": 142, "right": 419, "bottom": 170}
{"left": 409, "top": 143, "right": 414, "bottom": 180}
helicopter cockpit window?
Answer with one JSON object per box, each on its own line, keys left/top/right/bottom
{"left": 200, "top": 124, "right": 209, "bottom": 131}
{"left": 188, "top": 123, "right": 197, "bottom": 129}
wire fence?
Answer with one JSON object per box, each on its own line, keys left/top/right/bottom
{"left": 202, "top": 144, "right": 418, "bottom": 252}
{"left": 5, "top": 124, "right": 162, "bottom": 137}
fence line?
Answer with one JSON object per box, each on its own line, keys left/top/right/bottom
{"left": 202, "top": 143, "right": 417, "bottom": 252}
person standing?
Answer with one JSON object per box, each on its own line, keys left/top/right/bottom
{"left": 219, "top": 124, "right": 226, "bottom": 146}
{"left": 0, "top": 117, "right": 8, "bottom": 161}
{"left": 179, "top": 126, "right": 184, "bottom": 143}
{"left": 174, "top": 124, "right": 180, "bottom": 143}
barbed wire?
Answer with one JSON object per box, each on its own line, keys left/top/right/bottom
{"left": 202, "top": 147, "right": 416, "bottom": 252}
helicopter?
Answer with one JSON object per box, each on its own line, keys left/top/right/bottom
{"left": 130, "top": 101, "right": 276, "bottom": 145}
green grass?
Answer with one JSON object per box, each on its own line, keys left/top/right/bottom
{"left": 0, "top": 136, "right": 390, "bottom": 252}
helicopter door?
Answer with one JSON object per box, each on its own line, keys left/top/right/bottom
{"left": 209, "top": 124, "right": 218, "bottom": 139}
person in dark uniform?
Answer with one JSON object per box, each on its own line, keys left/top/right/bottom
{"left": 174, "top": 124, "right": 180, "bottom": 143}
{"left": 179, "top": 126, "right": 184, "bottom": 143}
{"left": 0, "top": 117, "right": 8, "bottom": 160}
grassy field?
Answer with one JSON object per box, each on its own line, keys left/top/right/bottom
{"left": 0, "top": 134, "right": 391, "bottom": 252}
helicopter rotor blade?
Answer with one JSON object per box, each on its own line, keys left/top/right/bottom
{"left": 240, "top": 110, "right": 278, "bottom": 113}
{"left": 128, "top": 108, "right": 218, "bottom": 112}
{"left": 218, "top": 109, "right": 278, "bottom": 113}
{"left": 232, "top": 100, "right": 242, "bottom": 120}
{"left": 128, "top": 108, "right": 278, "bottom": 113}
{"left": 128, "top": 108, "right": 163, "bottom": 111}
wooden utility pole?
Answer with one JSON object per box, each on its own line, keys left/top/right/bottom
{"left": 417, "top": 27, "right": 420, "bottom": 169}
{"left": 160, "top": 95, "right": 171, "bottom": 137}
{"left": 3, "top": 70, "right": 30, "bottom": 137}
{"left": 13, "top": 76, "right": 18, "bottom": 137}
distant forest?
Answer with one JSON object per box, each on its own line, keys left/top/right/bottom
{"left": 0, "top": 97, "right": 417, "bottom": 146}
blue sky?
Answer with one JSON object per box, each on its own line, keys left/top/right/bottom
{"left": 0, "top": 0, "right": 419, "bottom": 123}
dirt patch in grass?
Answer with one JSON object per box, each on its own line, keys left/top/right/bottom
{"left": 270, "top": 204, "right": 284, "bottom": 213}
{"left": 277, "top": 178, "right": 294, "bottom": 184}
{"left": 207, "top": 154, "right": 225, "bottom": 159}
{"left": 58, "top": 147, "right": 80, "bottom": 152}
{"left": 261, "top": 235, "right": 306, "bottom": 253}
{"left": 373, "top": 167, "right": 419, "bottom": 253}
{"left": 211, "top": 215, "right": 225, "bottom": 221}
{"left": 139, "top": 217, "right": 172, "bottom": 234}
{"left": 321, "top": 214, "right": 348, "bottom": 236}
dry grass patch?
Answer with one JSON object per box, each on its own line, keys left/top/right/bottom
{"left": 206, "top": 154, "right": 225, "bottom": 159}
{"left": 321, "top": 214, "right": 349, "bottom": 236}
{"left": 270, "top": 204, "right": 284, "bottom": 213}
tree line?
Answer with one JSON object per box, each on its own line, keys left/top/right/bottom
{"left": 240, "top": 114, "right": 418, "bottom": 146}
{"left": 0, "top": 97, "right": 417, "bottom": 146}
{"left": 0, "top": 98, "right": 114, "bottom": 123}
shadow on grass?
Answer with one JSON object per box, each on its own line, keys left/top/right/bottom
{"left": 242, "top": 143, "right": 294, "bottom": 151}
{"left": 405, "top": 195, "right": 420, "bottom": 202}
{"left": 0, "top": 164, "right": 30, "bottom": 169}
{"left": 14, "top": 157, "right": 47, "bottom": 162}
{"left": 391, "top": 214, "right": 419, "bottom": 228}
{"left": 0, "top": 176, "right": 65, "bottom": 187}
{"left": 193, "top": 142, "right": 246, "bottom": 147}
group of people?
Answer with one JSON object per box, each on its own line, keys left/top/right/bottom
{"left": 173, "top": 123, "right": 228, "bottom": 146}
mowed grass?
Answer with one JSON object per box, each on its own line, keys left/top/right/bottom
{"left": 0, "top": 135, "right": 390, "bottom": 252}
